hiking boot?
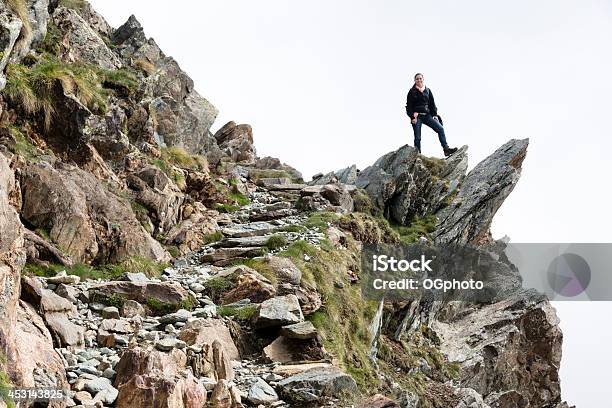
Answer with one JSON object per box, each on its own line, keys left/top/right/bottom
{"left": 443, "top": 146, "right": 458, "bottom": 157}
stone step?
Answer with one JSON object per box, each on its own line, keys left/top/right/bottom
{"left": 221, "top": 221, "right": 279, "bottom": 238}
{"left": 200, "top": 247, "right": 267, "bottom": 266}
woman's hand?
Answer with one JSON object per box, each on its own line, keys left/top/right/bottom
{"left": 411, "top": 118, "right": 417, "bottom": 124}
{"left": 412, "top": 112, "right": 417, "bottom": 124}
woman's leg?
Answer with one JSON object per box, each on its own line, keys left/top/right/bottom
{"left": 411, "top": 116, "right": 423, "bottom": 152}
{"left": 422, "top": 114, "right": 448, "bottom": 148}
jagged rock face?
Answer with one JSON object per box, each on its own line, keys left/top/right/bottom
{"left": 0, "top": 8, "right": 22, "bottom": 89}
{"left": 52, "top": 6, "right": 122, "bottom": 69}
{"left": 310, "top": 164, "right": 358, "bottom": 186}
{"left": 356, "top": 145, "right": 468, "bottom": 225}
{"left": 110, "top": 15, "right": 219, "bottom": 157}
{"left": 433, "top": 139, "right": 528, "bottom": 246}
{"left": 434, "top": 290, "right": 563, "bottom": 407}
{"left": 19, "top": 161, "right": 169, "bottom": 263}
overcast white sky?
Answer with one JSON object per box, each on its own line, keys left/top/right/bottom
{"left": 90, "top": 1, "right": 612, "bottom": 406}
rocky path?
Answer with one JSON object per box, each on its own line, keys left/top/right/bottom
{"left": 25, "top": 185, "right": 356, "bottom": 408}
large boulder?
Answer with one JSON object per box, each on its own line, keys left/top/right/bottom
{"left": 114, "top": 346, "right": 187, "bottom": 388}
{"left": 90, "top": 280, "right": 193, "bottom": 313}
{"left": 254, "top": 294, "right": 304, "bottom": 328}
{"left": 19, "top": 161, "right": 169, "bottom": 264}
{"left": 0, "top": 154, "right": 26, "bottom": 385}
{"left": 433, "top": 139, "right": 528, "bottom": 246}
{"left": 9, "top": 300, "right": 68, "bottom": 397}
{"left": 178, "top": 318, "right": 240, "bottom": 362}
{"left": 116, "top": 372, "right": 207, "bottom": 408}
{"left": 277, "top": 366, "right": 358, "bottom": 404}
{"left": 434, "top": 290, "right": 563, "bottom": 408}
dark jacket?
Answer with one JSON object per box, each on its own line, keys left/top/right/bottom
{"left": 405, "top": 86, "right": 438, "bottom": 118}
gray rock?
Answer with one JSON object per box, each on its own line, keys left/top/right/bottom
{"left": 247, "top": 378, "right": 279, "bottom": 405}
{"left": 266, "top": 256, "right": 302, "bottom": 285}
{"left": 55, "top": 283, "right": 79, "bottom": 303}
{"left": 93, "top": 385, "right": 119, "bottom": 405}
{"left": 278, "top": 366, "right": 357, "bottom": 403}
{"left": 102, "top": 306, "right": 120, "bottom": 319}
{"left": 52, "top": 6, "right": 122, "bottom": 69}
{"left": 280, "top": 321, "right": 318, "bottom": 339}
{"left": 83, "top": 376, "right": 112, "bottom": 394}
{"left": 255, "top": 295, "right": 304, "bottom": 328}
{"left": 121, "top": 300, "right": 145, "bottom": 318}
{"left": 155, "top": 336, "right": 187, "bottom": 351}
{"left": 158, "top": 308, "right": 191, "bottom": 324}
{"left": 433, "top": 139, "right": 528, "bottom": 246}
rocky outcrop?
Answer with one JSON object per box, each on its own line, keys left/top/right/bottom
{"left": 19, "top": 161, "right": 169, "bottom": 264}
{"left": 434, "top": 290, "right": 563, "bottom": 408}
{"left": 214, "top": 121, "right": 257, "bottom": 164}
{"left": 115, "top": 372, "right": 207, "bottom": 408}
{"left": 356, "top": 145, "right": 467, "bottom": 225}
{"left": 433, "top": 139, "right": 528, "bottom": 246}
{"left": 111, "top": 15, "right": 218, "bottom": 157}
{"left": 52, "top": 6, "right": 122, "bottom": 69}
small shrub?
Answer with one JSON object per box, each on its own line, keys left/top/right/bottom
{"left": 134, "top": 59, "right": 156, "bottom": 76}
{"left": 265, "top": 234, "right": 287, "bottom": 251}
{"left": 202, "top": 276, "right": 234, "bottom": 303}
{"left": 278, "top": 240, "right": 318, "bottom": 261}
{"left": 391, "top": 214, "right": 437, "bottom": 244}
{"left": 202, "top": 231, "right": 224, "bottom": 245}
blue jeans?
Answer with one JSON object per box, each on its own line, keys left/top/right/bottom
{"left": 411, "top": 114, "right": 448, "bottom": 152}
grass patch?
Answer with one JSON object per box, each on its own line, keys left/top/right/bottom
{"left": 228, "top": 191, "right": 250, "bottom": 206}
{"left": 277, "top": 240, "right": 319, "bottom": 265}
{"left": 134, "top": 59, "right": 156, "bottom": 76}
{"left": 214, "top": 203, "right": 240, "bottom": 213}
{"left": 304, "top": 211, "right": 341, "bottom": 231}
{"left": 231, "top": 257, "right": 277, "bottom": 285}
{"left": 202, "top": 231, "right": 224, "bottom": 245}
{"left": 218, "top": 304, "right": 258, "bottom": 321}
{"left": 202, "top": 276, "right": 235, "bottom": 304}
{"left": 160, "top": 147, "right": 208, "bottom": 171}
{"left": 3, "top": 55, "right": 107, "bottom": 130}
{"left": 298, "top": 236, "right": 380, "bottom": 390}
{"left": 420, "top": 156, "right": 445, "bottom": 177}
{"left": 22, "top": 256, "right": 168, "bottom": 280}
{"left": 265, "top": 234, "right": 287, "bottom": 251}
{"left": 58, "top": 0, "right": 88, "bottom": 13}
{"left": 338, "top": 213, "right": 400, "bottom": 245}
{"left": 35, "top": 227, "right": 51, "bottom": 241}
{"left": 0, "top": 359, "right": 14, "bottom": 408}
{"left": 352, "top": 188, "right": 381, "bottom": 217}
{"left": 390, "top": 214, "right": 437, "bottom": 245}
{"left": 4, "top": 125, "right": 39, "bottom": 161}
{"left": 278, "top": 224, "right": 307, "bottom": 233}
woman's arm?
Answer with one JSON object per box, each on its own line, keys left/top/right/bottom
{"left": 428, "top": 89, "right": 438, "bottom": 117}
{"left": 406, "top": 89, "right": 416, "bottom": 119}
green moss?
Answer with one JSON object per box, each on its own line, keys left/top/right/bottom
{"left": 38, "top": 21, "right": 62, "bottom": 56}
{"left": 146, "top": 297, "right": 194, "bottom": 315}
{"left": 97, "top": 68, "right": 138, "bottom": 95}
{"left": 3, "top": 125, "right": 39, "bottom": 161}
{"left": 218, "top": 304, "right": 258, "bottom": 321}
{"left": 351, "top": 188, "right": 381, "bottom": 217}
{"left": 265, "top": 234, "right": 287, "bottom": 251}
{"left": 0, "top": 361, "right": 15, "bottom": 408}
{"left": 95, "top": 293, "right": 128, "bottom": 308}
{"left": 166, "top": 245, "right": 180, "bottom": 258}
{"left": 391, "top": 214, "right": 437, "bottom": 244}
{"left": 278, "top": 240, "right": 319, "bottom": 264}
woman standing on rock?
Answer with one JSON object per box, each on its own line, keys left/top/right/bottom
{"left": 406, "top": 73, "right": 458, "bottom": 157}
